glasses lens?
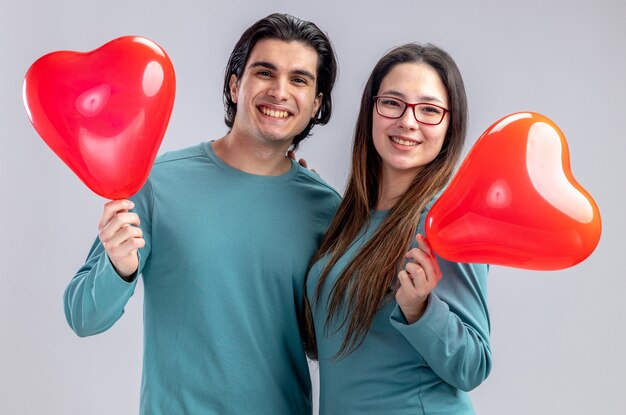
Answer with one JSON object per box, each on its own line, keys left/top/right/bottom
{"left": 376, "top": 97, "right": 405, "bottom": 118}
{"left": 414, "top": 104, "right": 445, "bottom": 125}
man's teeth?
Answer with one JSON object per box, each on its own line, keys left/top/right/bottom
{"left": 390, "top": 136, "right": 418, "bottom": 146}
{"left": 260, "top": 106, "right": 290, "bottom": 118}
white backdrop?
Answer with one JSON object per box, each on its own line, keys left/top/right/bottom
{"left": 1, "top": 0, "right": 624, "bottom": 414}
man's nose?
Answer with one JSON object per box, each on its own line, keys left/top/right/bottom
{"left": 267, "top": 77, "right": 289, "bottom": 101}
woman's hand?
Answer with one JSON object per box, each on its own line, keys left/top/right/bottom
{"left": 395, "top": 234, "right": 442, "bottom": 324}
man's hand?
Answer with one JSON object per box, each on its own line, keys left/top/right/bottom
{"left": 97, "top": 200, "right": 145, "bottom": 280}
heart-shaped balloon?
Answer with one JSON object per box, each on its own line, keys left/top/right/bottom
{"left": 425, "top": 112, "right": 601, "bottom": 270}
{"left": 23, "top": 36, "right": 176, "bottom": 199}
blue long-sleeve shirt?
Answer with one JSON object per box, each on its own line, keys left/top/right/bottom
{"left": 65, "top": 142, "right": 341, "bottom": 414}
{"left": 307, "top": 204, "right": 491, "bottom": 415}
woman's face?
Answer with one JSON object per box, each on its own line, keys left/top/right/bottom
{"left": 372, "top": 62, "right": 450, "bottom": 178}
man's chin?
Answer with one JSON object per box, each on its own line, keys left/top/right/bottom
{"left": 256, "top": 131, "right": 295, "bottom": 147}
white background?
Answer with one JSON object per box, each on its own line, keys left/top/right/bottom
{"left": 1, "top": 0, "right": 624, "bottom": 414}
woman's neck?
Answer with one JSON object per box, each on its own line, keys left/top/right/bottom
{"left": 375, "top": 167, "right": 420, "bottom": 210}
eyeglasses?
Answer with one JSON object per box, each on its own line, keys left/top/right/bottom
{"left": 373, "top": 95, "right": 449, "bottom": 125}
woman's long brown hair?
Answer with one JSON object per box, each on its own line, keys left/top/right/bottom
{"left": 303, "top": 44, "right": 469, "bottom": 359}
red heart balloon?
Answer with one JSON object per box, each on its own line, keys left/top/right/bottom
{"left": 23, "top": 36, "right": 176, "bottom": 199}
{"left": 425, "top": 112, "right": 601, "bottom": 270}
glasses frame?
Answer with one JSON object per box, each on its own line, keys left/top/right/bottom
{"left": 373, "top": 95, "right": 449, "bottom": 126}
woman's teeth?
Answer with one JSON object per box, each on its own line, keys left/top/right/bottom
{"left": 390, "top": 136, "right": 418, "bottom": 146}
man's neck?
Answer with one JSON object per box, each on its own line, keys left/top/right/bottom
{"left": 212, "top": 132, "right": 293, "bottom": 176}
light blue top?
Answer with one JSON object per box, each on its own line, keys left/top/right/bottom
{"left": 64, "top": 142, "right": 341, "bottom": 415}
{"left": 307, "top": 202, "right": 491, "bottom": 415}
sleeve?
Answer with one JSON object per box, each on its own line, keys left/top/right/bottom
{"left": 388, "top": 196, "right": 491, "bottom": 391}
{"left": 389, "top": 261, "right": 491, "bottom": 391}
{"left": 63, "top": 178, "right": 154, "bottom": 337}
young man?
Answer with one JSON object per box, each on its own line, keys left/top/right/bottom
{"left": 64, "top": 13, "right": 339, "bottom": 414}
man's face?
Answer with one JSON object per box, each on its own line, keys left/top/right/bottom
{"left": 229, "top": 38, "right": 322, "bottom": 147}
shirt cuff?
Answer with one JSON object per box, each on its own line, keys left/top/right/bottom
{"left": 389, "top": 292, "right": 450, "bottom": 339}
{"left": 97, "top": 251, "right": 139, "bottom": 290}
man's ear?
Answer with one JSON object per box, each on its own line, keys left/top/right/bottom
{"left": 311, "top": 92, "right": 322, "bottom": 118}
{"left": 229, "top": 74, "right": 239, "bottom": 104}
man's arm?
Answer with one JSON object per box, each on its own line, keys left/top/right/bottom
{"left": 64, "top": 183, "right": 153, "bottom": 337}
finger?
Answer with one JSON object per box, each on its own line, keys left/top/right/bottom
{"left": 298, "top": 158, "right": 308, "bottom": 168}
{"left": 108, "top": 236, "right": 145, "bottom": 262}
{"left": 405, "top": 262, "right": 429, "bottom": 286}
{"left": 99, "top": 200, "right": 135, "bottom": 229}
{"left": 100, "top": 212, "right": 141, "bottom": 239}
{"left": 405, "top": 246, "right": 430, "bottom": 267}
{"left": 119, "top": 235, "right": 146, "bottom": 254}
{"left": 287, "top": 150, "right": 296, "bottom": 160}
{"left": 107, "top": 225, "right": 144, "bottom": 250}
{"left": 416, "top": 234, "right": 442, "bottom": 280}
{"left": 397, "top": 269, "right": 415, "bottom": 290}
{"left": 415, "top": 234, "right": 433, "bottom": 255}
{"left": 109, "top": 212, "right": 141, "bottom": 228}
{"left": 99, "top": 213, "right": 141, "bottom": 245}
{"left": 409, "top": 235, "right": 438, "bottom": 272}
{"left": 405, "top": 262, "right": 423, "bottom": 279}
{"left": 406, "top": 249, "right": 437, "bottom": 285}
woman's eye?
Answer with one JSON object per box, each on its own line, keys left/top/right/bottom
{"left": 381, "top": 99, "right": 401, "bottom": 107}
{"left": 421, "top": 105, "right": 442, "bottom": 114}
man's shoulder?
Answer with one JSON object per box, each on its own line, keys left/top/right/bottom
{"left": 154, "top": 142, "right": 207, "bottom": 167}
{"left": 295, "top": 166, "right": 341, "bottom": 201}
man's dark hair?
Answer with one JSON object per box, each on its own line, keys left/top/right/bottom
{"left": 223, "top": 13, "right": 337, "bottom": 150}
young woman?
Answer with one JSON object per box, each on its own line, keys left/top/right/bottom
{"left": 305, "top": 44, "right": 491, "bottom": 414}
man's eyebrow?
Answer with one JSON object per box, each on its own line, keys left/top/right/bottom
{"left": 291, "top": 69, "right": 316, "bottom": 81}
{"left": 249, "top": 61, "right": 316, "bottom": 81}
{"left": 249, "top": 61, "right": 277, "bottom": 71}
